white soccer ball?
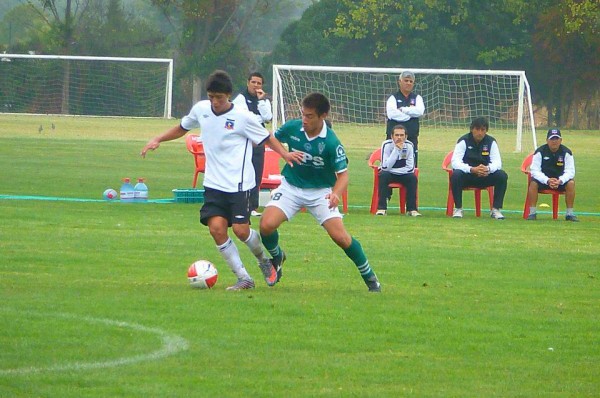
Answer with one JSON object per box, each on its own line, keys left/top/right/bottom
{"left": 187, "top": 260, "right": 218, "bottom": 289}
{"left": 103, "top": 188, "right": 118, "bottom": 200}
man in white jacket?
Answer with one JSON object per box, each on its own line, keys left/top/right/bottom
{"left": 375, "top": 124, "right": 421, "bottom": 217}
{"left": 385, "top": 71, "right": 425, "bottom": 166}
{"left": 526, "top": 128, "right": 578, "bottom": 221}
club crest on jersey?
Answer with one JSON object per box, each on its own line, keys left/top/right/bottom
{"left": 335, "top": 145, "right": 346, "bottom": 162}
{"left": 482, "top": 144, "right": 490, "bottom": 156}
{"left": 225, "top": 119, "right": 235, "bottom": 130}
{"left": 318, "top": 142, "right": 326, "bottom": 154}
{"left": 410, "top": 99, "right": 416, "bottom": 105}
{"left": 304, "top": 143, "right": 312, "bottom": 152}
{"left": 557, "top": 156, "right": 564, "bottom": 166}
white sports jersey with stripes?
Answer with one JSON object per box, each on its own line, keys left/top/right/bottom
{"left": 180, "top": 101, "right": 269, "bottom": 193}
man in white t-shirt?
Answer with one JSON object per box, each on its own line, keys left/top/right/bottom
{"left": 141, "top": 70, "right": 302, "bottom": 290}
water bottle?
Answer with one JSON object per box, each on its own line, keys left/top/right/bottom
{"left": 134, "top": 178, "right": 148, "bottom": 202}
{"left": 120, "top": 178, "right": 135, "bottom": 202}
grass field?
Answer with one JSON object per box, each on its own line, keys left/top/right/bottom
{"left": 1, "top": 115, "right": 599, "bottom": 397}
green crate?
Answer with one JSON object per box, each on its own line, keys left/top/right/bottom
{"left": 172, "top": 189, "right": 204, "bottom": 203}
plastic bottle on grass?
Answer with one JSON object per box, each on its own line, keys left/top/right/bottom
{"left": 134, "top": 178, "right": 148, "bottom": 202}
{"left": 120, "top": 178, "right": 135, "bottom": 202}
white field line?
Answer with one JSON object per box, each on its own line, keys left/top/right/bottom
{"left": 0, "top": 311, "right": 189, "bottom": 376}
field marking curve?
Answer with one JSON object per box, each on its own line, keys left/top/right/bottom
{"left": 0, "top": 310, "right": 189, "bottom": 376}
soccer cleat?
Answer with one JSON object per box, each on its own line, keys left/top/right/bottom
{"left": 366, "top": 276, "right": 381, "bottom": 293}
{"left": 251, "top": 210, "right": 262, "bottom": 217}
{"left": 565, "top": 214, "right": 579, "bottom": 222}
{"left": 226, "top": 278, "right": 255, "bottom": 291}
{"left": 272, "top": 251, "right": 286, "bottom": 282}
{"left": 490, "top": 209, "right": 505, "bottom": 220}
{"left": 452, "top": 208, "right": 463, "bottom": 218}
{"left": 407, "top": 210, "right": 422, "bottom": 217}
{"left": 375, "top": 209, "right": 387, "bottom": 216}
{"left": 526, "top": 213, "right": 537, "bottom": 221}
{"left": 258, "top": 258, "right": 278, "bottom": 286}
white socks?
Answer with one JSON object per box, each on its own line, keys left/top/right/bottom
{"left": 217, "top": 238, "right": 251, "bottom": 280}
{"left": 243, "top": 229, "right": 269, "bottom": 263}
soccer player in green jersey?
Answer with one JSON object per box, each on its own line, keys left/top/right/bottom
{"left": 260, "top": 92, "right": 381, "bottom": 292}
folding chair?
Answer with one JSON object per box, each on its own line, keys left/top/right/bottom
{"left": 521, "top": 153, "right": 564, "bottom": 219}
{"left": 442, "top": 151, "right": 493, "bottom": 217}
{"left": 368, "top": 148, "right": 419, "bottom": 214}
{"left": 185, "top": 134, "right": 206, "bottom": 188}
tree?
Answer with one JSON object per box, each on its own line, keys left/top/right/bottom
{"left": 531, "top": 1, "right": 599, "bottom": 127}
{"left": 329, "top": 0, "right": 598, "bottom": 128}
{"left": 264, "top": 0, "right": 376, "bottom": 69}
{"left": 151, "top": 0, "right": 252, "bottom": 106}
{"left": 20, "top": 0, "right": 91, "bottom": 113}
{"left": 151, "top": 0, "right": 307, "bottom": 110}
{"left": 0, "top": 4, "right": 45, "bottom": 52}
{"left": 76, "top": 0, "right": 168, "bottom": 57}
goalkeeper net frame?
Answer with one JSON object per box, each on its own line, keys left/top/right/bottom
{"left": 272, "top": 65, "right": 537, "bottom": 152}
{"left": 0, "top": 54, "right": 173, "bottom": 118}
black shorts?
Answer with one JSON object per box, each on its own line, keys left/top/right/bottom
{"left": 200, "top": 187, "right": 252, "bottom": 226}
{"left": 531, "top": 179, "right": 567, "bottom": 192}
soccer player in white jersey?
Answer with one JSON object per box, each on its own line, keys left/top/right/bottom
{"left": 259, "top": 92, "right": 381, "bottom": 292}
{"left": 141, "top": 70, "right": 303, "bottom": 291}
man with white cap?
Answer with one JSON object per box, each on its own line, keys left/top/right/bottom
{"left": 526, "top": 128, "right": 578, "bottom": 221}
{"left": 385, "top": 70, "right": 425, "bottom": 166}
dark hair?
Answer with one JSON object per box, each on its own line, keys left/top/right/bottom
{"left": 206, "top": 70, "right": 233, "bottom": 94}
{"left": 247, "top": 72, "right": 264, "bottom": 83}
{"left": 301, "top": 92, "right": 330, "bottom": 116}
{"left": 393, "top": 124, "right": 407, "bottom": 133}
{"left": 470, "top": 117, "right": 489, "bottom": 131}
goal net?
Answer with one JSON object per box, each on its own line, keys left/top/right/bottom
{"left": 0, "top": 54, "right": 173, "bottom": 118}
{"left": 273, "top": 65, "right": 537, "bottom": 152}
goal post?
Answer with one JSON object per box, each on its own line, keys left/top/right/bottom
{"left": 0, "top": 54, "right": 173, "bottom": 118}
{"left": 272, "top": 65, "right": 537, "bottom": 152}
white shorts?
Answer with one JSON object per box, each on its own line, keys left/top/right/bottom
{"left": 266, "top": 179, "right": 343, "bottom": 225}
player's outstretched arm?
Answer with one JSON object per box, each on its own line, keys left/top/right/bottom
{"left": 265, "top": 134, "right": 303, "bottom": 166}
{"left": 141, "top": 125, "right": 187, "bottom": 158}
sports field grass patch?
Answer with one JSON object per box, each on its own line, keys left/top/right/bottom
{"left": 1, "top": 115, "right": 599, "bottom": 397}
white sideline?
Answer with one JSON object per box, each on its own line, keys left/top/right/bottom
{"left": 0, "top": 311, "right": 189, "bottom": 376}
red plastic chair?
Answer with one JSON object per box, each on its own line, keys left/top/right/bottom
{"left": 185, "top": 134, "right": 206, "bottom": 188}
{"left": 442, "top": 151, "right": 493, "bottom": 217}
{"left": 521, "top": 153, "right": 563, "bottom": 219}
{"left": 368, "top": 148, "right": 419, "bottom": 214}
{"left": 260, "top": 146, "right": 283, "bottom": 190}
{"left": 260, "top": 146, "right": 348, "bottom": 213}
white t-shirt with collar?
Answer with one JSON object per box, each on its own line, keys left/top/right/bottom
{"left": 181, "top": 101, "right": 270, "bottom": 193}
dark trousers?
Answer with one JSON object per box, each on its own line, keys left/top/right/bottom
{"left": 450, "top": 169, "right": 508, "bottom": 209}
{"left": 250, "top": 145, "right": 265, "bottom": 210}
{"left": 377, "top": 171, "right": 418, "bottom": 211}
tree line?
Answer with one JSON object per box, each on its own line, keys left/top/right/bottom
{"left": 1, "top": 0, "right": 598, "bottom": 128}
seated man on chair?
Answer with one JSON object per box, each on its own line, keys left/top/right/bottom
{"left": 527, "top": 128, "right": 578, "bottom": 221}
{"left": 375, "top": 124, "right": 421, "bottom": 216}
{"left": 451, "top": 117, "right": 508, "bottom": 219}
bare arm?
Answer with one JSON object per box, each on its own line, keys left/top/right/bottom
{"left": 265, "top": 133, "right": 303, "bottom": 166}
{"left": 326, "top": 170, "right": 349, "bottom": 209}
{"left": 141, "top": 125, "right": 187, "bottom": 158}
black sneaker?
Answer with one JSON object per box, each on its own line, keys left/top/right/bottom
{"left": 272, "top": 251, "right": 286, "bottom": 282}
{"left": 366, "top": 276, "right": 381, "bottom": 293}
{"left": 565, "top": 214, "right": 579, "bottom": 222}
